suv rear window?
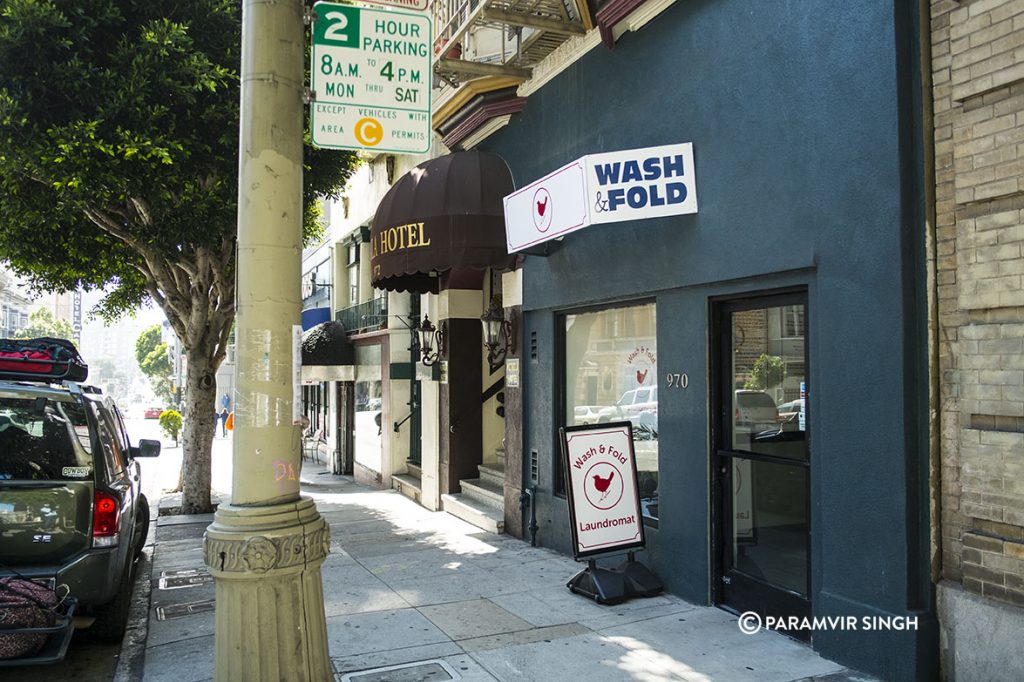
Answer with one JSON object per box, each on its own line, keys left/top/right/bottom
{"left": 0, "top": 394, "right": 93, "bottom": 481}
{"left": 738, "top": 392, "right": 776, "bottom": 408}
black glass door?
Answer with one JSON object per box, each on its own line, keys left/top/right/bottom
{"left": 336, "top": 381, "right": 354, "bottom": 475}
{"left": 713, "top": 292, "right": 811, "bottom": 638}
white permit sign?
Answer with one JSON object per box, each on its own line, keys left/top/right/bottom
{"left": 310, "top": 2, "right": 431, "bottom": 153}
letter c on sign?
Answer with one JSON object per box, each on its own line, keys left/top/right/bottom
{"left": 354, "top": 117, "right": 383, "bottom": 146}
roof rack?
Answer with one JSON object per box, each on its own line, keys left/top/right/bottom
{"left": 0, "top": 337, "right": 89, "bottom": 383}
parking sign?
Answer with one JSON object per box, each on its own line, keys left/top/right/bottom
{"left": 310, "top": 2, "right": 431, "bottom": 153}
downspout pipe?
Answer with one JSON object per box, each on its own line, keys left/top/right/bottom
{"left": 519, "top": 487, "right": 538, "bottom": 546}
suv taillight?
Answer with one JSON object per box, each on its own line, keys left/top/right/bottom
{"left": 93, "top": 491, "right": 119, "bottom": 546}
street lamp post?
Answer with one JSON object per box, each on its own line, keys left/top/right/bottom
{"left": 202, "top": 0, "right": 332, "bottom": 679}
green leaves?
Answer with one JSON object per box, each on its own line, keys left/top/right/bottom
{"left": 136, "top": 324, "right": 175, "bottom": 405}
{"left": 0, "top": 0, "right": 358, "bottom": 319}
{"left": 11, "top": 307, "right": 75, "bottom": 341}
{"left": 746, "top": 353, "right": 786, "bottom": 391}
{"left": 158, "top": 409, "right": 182, "bottom": 441}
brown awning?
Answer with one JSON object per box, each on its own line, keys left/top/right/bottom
{"left": 301, "top": 321, "right": 354, "bottom": 366}
{"left": 301, "top": 321, "right": 355, "bottom": 383}
{"left": 370, "top": 151, "right": 515, "bottom": 294}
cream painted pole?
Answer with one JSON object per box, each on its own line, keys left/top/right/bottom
{"left": 202, "top": 0, "right": 331, "bottom": 679}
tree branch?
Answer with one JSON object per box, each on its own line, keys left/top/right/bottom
{"left": 129, "top": 196, "right": 152, "bottom": 226}
{"left": 82, "top": 207, "right": 139, "bottom": 248}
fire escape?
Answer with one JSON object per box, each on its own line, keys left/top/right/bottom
{"left": 431, "top": 0, "right": 592, "bottom": 88}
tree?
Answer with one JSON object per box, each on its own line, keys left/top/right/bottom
{"left": 135, "top": 325, "right": 174, "bottom": 406}
{"left": 159, "top": 409, "right": 183, "bottom": 446}
{"left": 746, "top": 353, "right": 785, "bottom": 391}
{"left": 13, "top": 308, "right": 75, "bottom": 341}
{"left": 0, "top": 0, "right": 358, "bottom": 513}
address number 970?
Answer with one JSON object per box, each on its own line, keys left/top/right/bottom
{"left": 666, "top": 372, "right": 689, "bottom": 388}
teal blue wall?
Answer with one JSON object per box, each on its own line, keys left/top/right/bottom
{"left": 481, "top": 0, "right": 935, "bottom": 679}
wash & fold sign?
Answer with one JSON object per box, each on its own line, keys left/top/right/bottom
{"left": 503, "top": 142, "right": 698, "bottom": 253}
{"left": 561, "top": 423, "right": 645, "bottom": 558}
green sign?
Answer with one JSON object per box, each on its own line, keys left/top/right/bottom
{"left": 310, "top": 2, "right": 431, "bottom": 153}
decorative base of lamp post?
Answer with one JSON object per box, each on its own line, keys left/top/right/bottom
{"left": 204, "top": 497, "right": 331, "bottom": 681}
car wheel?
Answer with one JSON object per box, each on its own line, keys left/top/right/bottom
{"left": 133, "top": 494, "right": 150, "bottom": 561}
{"left": 88, "top": 562, "right": 134, "bottom": 643}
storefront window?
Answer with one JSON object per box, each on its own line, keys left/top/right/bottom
{"left": 563, "top": 302, "right": 658, "bottom": 525}
{"left": 302, "top": 383, "right": 330, "bottom": 434}
{"left": 354, "top": 344, "right": 383, "bottom": 474}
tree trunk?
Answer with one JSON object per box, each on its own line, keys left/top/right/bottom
{"left": 179, "top": 348, "right": 220, "bottom": 514}
{"left": 105, "top": 236, "right": 235, "bottom": 513}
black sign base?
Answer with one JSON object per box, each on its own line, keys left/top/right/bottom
{"left": 568, "top": 564, "right": 629, "bottom": 604}
{"left": 618, "top": 556, "right": 663, "bottom": 597}
{"left": 567, "top": 554, "right": 663, "bottom": 605}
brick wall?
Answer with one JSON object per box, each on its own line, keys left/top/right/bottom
{"left": 933, "top": 0, "right": 1024, "bottom": 608}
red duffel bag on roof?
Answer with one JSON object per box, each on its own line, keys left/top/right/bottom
{"left": 0, "top": 337, "right": 88, "bottom": 382}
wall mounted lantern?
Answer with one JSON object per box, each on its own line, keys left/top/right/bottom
{"left": 480, "top": 297, "right": 515, "bottom": 373}
{"left": 417, "top": 314, "right": 446, "bottom": 366}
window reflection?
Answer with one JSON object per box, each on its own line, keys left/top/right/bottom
{"left": 730, "top": 305, "right": 807, "bottom": 460}
{"left": 563, "top": 303, "right": 658, "bottom": 524}
{"left": 354, "top": 344, "right": 383, "bottom": 474}
{"left": 732, "top": 459, "right": 808, "bottom": 595}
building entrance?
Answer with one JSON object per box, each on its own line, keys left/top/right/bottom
{"left": 713, "top": 291, "right": 810, "bottom": 638}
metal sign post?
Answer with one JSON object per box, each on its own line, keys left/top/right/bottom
{"left": 310, "top": 1, "right": 431, "bottom": 153}
{"left": 560, "top": 422, "right": 663, "bottom": 604}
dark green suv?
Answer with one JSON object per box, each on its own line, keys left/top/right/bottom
{"left": 0, "top": 376, "right": 160, "bottom": 660}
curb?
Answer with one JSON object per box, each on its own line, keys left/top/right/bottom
{"left": 112, "top": 502, "right": 158, "bottom": 682}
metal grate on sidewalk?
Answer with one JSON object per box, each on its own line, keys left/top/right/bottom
{"left": 158, "top": 568, "right": 212, "bottom": 590}
{"left": 340, "top": 659, "right": 460, "bottom": 681}
{"left": 155, "top": 599, "right": 215, "bottom": 621}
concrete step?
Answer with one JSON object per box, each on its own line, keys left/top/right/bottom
{"left": 494, "top": 446, "right": 505, "bottom": 462}
{"left": 441, "top": 493, "right": 504, "bottom": 534}
{"left": 460, "top": 477, "right": 503, "bottom": 508}
{"left": 477, "top": 461, "right": 505, "bottom": 489}
{"left": 406, "top": 461, "right": 422, "bottom": 480}
{"left": 392, "top": 474, "right": 421, "bottom": 505}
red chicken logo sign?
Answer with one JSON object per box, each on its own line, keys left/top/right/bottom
{"left": 532, "top": 187, "right": 553, "bottom": 233}
{"left": 583, "top": 462, "right": 623, "bottom": 510}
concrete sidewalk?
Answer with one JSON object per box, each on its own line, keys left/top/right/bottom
{"left": 124, "top": 462, "right": 875, "bottom": 682}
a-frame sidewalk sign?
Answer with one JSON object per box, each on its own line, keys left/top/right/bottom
{"left": 560, "top": 421, "right": 663, "bottom": 604}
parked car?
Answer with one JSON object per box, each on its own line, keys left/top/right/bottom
{"left": 144, "top": 406, "right": 163, "bottom": 419}
{"left": 0, "top": 346, "right": 160, "bottom": 664}
{"left": 734, "top": 390, "right": 779, "bottom": 427}
{"left": 634, "top": 409, "right": 659, "bottom": 440}
{"left": 598, "top": 386, "right": 658, "bottom": 431}
{"left": 777, "top": 398, "right": 804, "bottom": 422}
{"left": 572, "top": 405, "right": 603, "bottom": 425}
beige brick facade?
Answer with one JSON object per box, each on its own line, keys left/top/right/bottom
{"left": 933, "top": 0, "right": 1024, "bottom": 609}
